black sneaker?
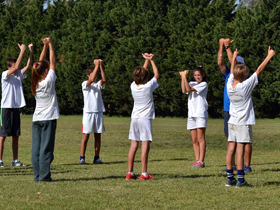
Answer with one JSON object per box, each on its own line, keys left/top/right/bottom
{"left": 225, "top": 178, "right": 236, "bottom": 187}
{"left": 0, "top": 162, "right": 4, "bottom": 167}
{"left": 12, "top": 161, "right": 26, "bottom": 167}
{"left": 236, "top": 181, "right": 253, "bottom": 188}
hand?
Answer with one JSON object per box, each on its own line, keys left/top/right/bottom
{"left": 179, "top": 70, "right": 189, "bottom": 77}
{"left": 45, "top": 38, "right": 52, "bottom": 45}
{"left": 28, "top": 43, "right": 33, "bottom": 51}
{"left": 42, "top": 38, "right": 49, "bottom": 45}
{"left": 224, "top": 38, "right": 234, "bottom": 46}
{"left": 99, "top": 59, "right": 103, "bottom": 65}
{"left": 233, "top": 48, "right": 239, "bottom": 58}
{"left": 18, "top": 44, "right": 26, "bottom": 52}
{"left": 150, "top": 53, "right": 154, "bottom": 60}
{"left": 142, "top": 53, "right": 150, "bottom": 60}
{"left": 268, "top": 46, "right": 276, "bottom": 57}
{"left": 93, "top": 59, "right": 100, "bottom": 66}
{"left": 219, "top": 38, "right": 224, "bottom": 46}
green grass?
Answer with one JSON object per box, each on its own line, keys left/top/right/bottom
{"left": 1, "top": 116, "right": 280, "bottom": 209}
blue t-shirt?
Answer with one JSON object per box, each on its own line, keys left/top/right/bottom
{"left": 221, "top": 65, "right": 231, "bottom": 111}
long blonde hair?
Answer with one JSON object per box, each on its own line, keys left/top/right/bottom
{"left": 31, "top": 61, "right": 49, "bottom": 95}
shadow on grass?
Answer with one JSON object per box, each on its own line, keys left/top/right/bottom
{"left": 261, "top": 168, "right": 280, "bottom": 172}
{"left": 58, "top": 175, "right": 125, "bottom": 182}
{"left": 262, "top": 181, "right": 280, "bottom": 186}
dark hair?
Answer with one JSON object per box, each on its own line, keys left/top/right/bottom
{"left": 6, "top": 58, "right": 17, "bottom": 67}
{"left": 233, "top": 64, "right": 249, "bottom": 82}
{"left": 133, "top": 66, "right": 150, "bottom": 85}
{"left": 193, "top": 66, "right": 207, "bottom": 82}
{"left": 31, "top": 60, "right": 50, "bottom": 95}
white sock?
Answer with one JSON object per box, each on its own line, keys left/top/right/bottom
{"left": 142, "top": 172, "right": 147, "bottom": 177}
{"left": 0, "top": 160, "right": 3, "bottom": 163}
{"left": 128, "top": 172, "right": 134, "bottom": 175}
{"left": 13, "top": 159, "right": 18, "bottom": 163}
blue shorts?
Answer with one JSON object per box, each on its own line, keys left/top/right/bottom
{"left": 224, "top": 111, "right": 230, "bottom": 138}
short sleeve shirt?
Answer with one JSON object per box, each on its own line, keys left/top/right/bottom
{"left": 33, "top": 69, "right": 60, "bottom": 121}
{"left": 82, "top": 80, "right": 105, "bottom": 113}
{"left": 1, "top": 69, "right": 27, "bottom": 108}
{"left": 221, "top": 65, "right": 231, "bottom": 111}
{"left": 131, "top": 77, "right": 158, "bottom": 119}
{"left": 187, "top": 81, "right": 208, "bottom": 118}
{"left": 227, "top": 72, "right": 258, "bottom": 125}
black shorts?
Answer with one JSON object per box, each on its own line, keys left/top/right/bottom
{"left": 0, "top": 108, "right": 21, "bottom": 137}
{"left": 224, "top": 111, "right": 230, "bottom": 139}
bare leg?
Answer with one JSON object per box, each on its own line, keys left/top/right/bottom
{"left": 197, "top": 128, "right": 206, "bottom": 162}
{"left": 0, "top": 136, "right": 5, "bottom": 160}
{"left": 141, "top": 141, "right": 150, "bottom": 173}
{"left": 12, "top": 136, "right": 19, "bottom": 160}
{"left": 128, "top": 140, "right": 139, "bottom": 172}
{"left": 228, "top": 140, "right": 237, "bottom": 166}
{"left": 94, "top": 133, "right": 101, "bottom": 156}
{"left": 236, "top": 143, "right": 246, "bottom": 170}
{"left": 226, "top": 142, "right": 237, "bottom": 170}
{"left": 190, "top": 129, "right": 199, "bottom": 161}
{"left": 245, "top": 143, "right": 252, "bottom": 166}
{"left": 80, "top": 134, "right": 90, "bottom": 156}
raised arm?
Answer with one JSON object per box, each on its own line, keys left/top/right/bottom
{"left": 86, "top": 59, "right": 99, "bottom": 87}
{"left": 47, "top": 38, "right": 56, "bottom": 71}
{"left": 256, "top": 46, "right": 276, "bottom": 76}
{"left": 39, "top": 38, "right": 48, "bottom": 61}
{"left": 7, "top": 44, "right": 26, "bottom": 76}
{"left": 217, "top": 38, "right": 226, "bottom": 74}
{"left": 142, "top": 53, "right": 150, "bottom": 69}
{"left": 22, "top": 44, "right": 33, "bottom": 74}
{"left": 179, "top": 70, "right": 197, "bottom": 93}
{"left": 230, "top": 49, "right": 239, "bottom": 75}
{"left": 149, "top": 54, "right": 159, "bottom": 80}
{"left": 99, "top": 59, "right": 106, "bottom": 86}
{"left": 224, "top": 38, "right": 235, "bottom": 66}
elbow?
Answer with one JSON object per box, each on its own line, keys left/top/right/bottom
{"left": 102, "top": 78, "right": 107, "bottom": 84}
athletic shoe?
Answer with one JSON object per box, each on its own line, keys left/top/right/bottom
{"left": 49, "top": 179, "right": 59, "bottom": 183}
{"left": 236, "top": 180, "right": 253, "bottom": 188}
{"left": 0, "top": 162, "right": 4, "bottom": 167}
{"left": 244, "top": 165, "right": 252, "bottom": 173}
{"left": 220, "top": 165, "right": 237, "bottom": 173}
{"left": 140, "top": 174, "right": 154, "bottom": 180}
{"left": 80, "top": 158, "right": 85, "bottom": 164}
{"left": 12, "top": 161, "right": 26, "bottom": 167}
{"left": 189, "top": 161, "right": 204, "bottom": 168}
{"left": 225, "top": 178, "right": 236, "bottom": 187}
{"left": 93, "top": 158, "right": 104, "bottom": 164}
{"left": 125, "top": 173, "right": 137, "bottom": 180}
{"left": 189, "top": 161, "right": 199, "bottom": 168}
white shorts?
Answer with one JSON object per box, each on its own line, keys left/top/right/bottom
{"left": 82, "top": 112, "right": 105, "bottom": 134}
{"left": 228, "top": 124, "right": 252, "bottom": 144}
{"left": 187, "top": 117, "right": 207, "bottom": 130}
{"left": 129, "top": 119, "right": 153, "bottom": 141}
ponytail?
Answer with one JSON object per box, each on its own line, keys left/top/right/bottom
{"left": 31, "top": 61, "right": 49, "bottom": 95}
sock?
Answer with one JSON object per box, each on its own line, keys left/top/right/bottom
{"left": 13, "top": 159, "right": 18, "bottom": 163}
{"left": 80, "top": 156, "right": 85, "bottom": 160}
{"left": 128, "top": 172, "right": 134, "bottom": 175}
{"left": 0, "top": 160, "right": 3, "bottom": 163}
{"left": 94, "top": 156, "right": 99, "bottom": 161}
{"left": 237, "top": 170, "right": 245, "bottom": 183}
{"left": 142, "top": 172, "right": 147, "bottom": 177}
{"left": 226, "top": 169, "right": 235, "bottom": 180}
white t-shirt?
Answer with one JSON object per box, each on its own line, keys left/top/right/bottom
{"left": 1, "top": 69, "right": 27, "bottom": 108}
{"left": 33, "top": 69, "right": 60, "bottom": 121}
{"left": 131, "top": 77, "right": 158, "bottom": 119}
{"left": 187, "top": 81, "right": 208, "bottom": 118}
{"left": 227, "top": 72, "right": 258, "bottom": 125}
{"left": 82, "top": 80, "right": 105, "bottom": 113}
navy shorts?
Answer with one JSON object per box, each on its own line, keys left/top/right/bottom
{"left": 224, "top": 111, "right": 230, "bottom": 139}
{"left": 0, "top": 108, "right": 21, "bottom": 137}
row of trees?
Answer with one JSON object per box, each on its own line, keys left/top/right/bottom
{"left": 0, "top": 0, "right": 279, "bottom": 118}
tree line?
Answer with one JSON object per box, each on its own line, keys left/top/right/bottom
{"left": 0, "top": 0, "right": 279, "bottom": 118}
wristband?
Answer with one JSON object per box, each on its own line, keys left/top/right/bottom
{"left": 225, "top": 46, "right": 230, "bottom": 50}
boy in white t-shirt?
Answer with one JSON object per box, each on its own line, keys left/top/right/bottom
{"left": 225, "top": 47, "right": 275, "bottom": 188}
{"left": 80, "top": 59, "right": 106, "bottom": 164}
{"left": 0, "top": 43, "right": 33, "bottom": 168}
{"left": 126, "top": 53, "right": 159, "bottom": 180}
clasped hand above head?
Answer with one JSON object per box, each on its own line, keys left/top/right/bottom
{"left": 142, "top": 53, "right": 154, "bottom": 60}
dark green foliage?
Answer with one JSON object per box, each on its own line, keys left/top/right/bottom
{"left": 0, "top": 0, "right": 279, "bottom": 118}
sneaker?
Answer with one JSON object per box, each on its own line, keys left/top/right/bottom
{"left": 49, "top": 179, "right": 59, "bottom": 183}
{"left": 140, "top": 174, "right": 154, "bottom": 180}
{"left": 80, "top": 158, "right": 85, "bottom": 164}
{"left": 244, "top": 165, "right": 252, "bottom": 173}
{"left": 189, "top": 161, "right": 199, "bottom": 168}
{"left": 12, "top": 161, "right": 26, "bottom": 167}
{"left": 0, "top": 162, "right": 4, "bottom": 167}
{"left": 236, "top": 180, "right": 253, "bottom": 188}
{"left": 93, "top": 158, "right": 104, "bottom": 164}
{"left": 220, "top": 165, "right": 237, "bottom": 173}
{"left": 189, "top": 161, "right": 204, "bottom": 168}
{"left": 225, "top": 178, "right": 236, "bottom": 187}
{"left": 125, "top": 173, "right": 137, "bottom": 180}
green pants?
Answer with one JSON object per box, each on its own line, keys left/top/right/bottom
{"left": 31, "top": 120, "right": 57, "bottom": 182}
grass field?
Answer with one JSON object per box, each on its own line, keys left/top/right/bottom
{"left": 1, "top": 116, "right": 280, "bottom": 209}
